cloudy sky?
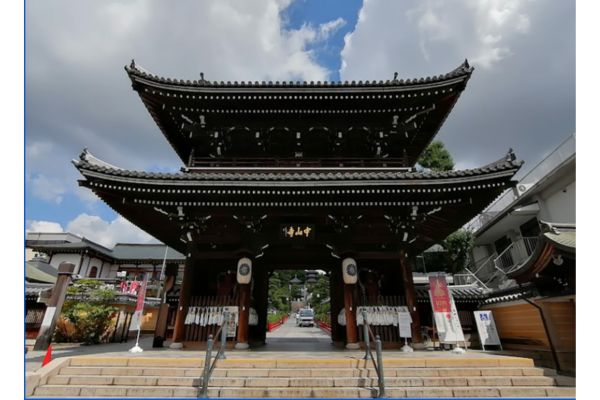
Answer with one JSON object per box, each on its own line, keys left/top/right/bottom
{"left": 25, "top": 0, "right": 575, "bottom": 248}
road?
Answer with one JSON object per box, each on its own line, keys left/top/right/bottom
{"left": 265, "top": 317, "right": 333, "bottom": 351}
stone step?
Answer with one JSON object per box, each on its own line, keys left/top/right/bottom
{"left": 48, "top": 375, "right": 202, "bottom": 386}
{"left": 32, "top": 385, "right": 217, "bottom": 398}
{"left": 59, "top": 366, "right": 206, "bottom": 377}
{"left": 58, "top": 365, "right": 552, "bottom": 378}
{"left": 64, "top": 355, "right": 535, "bottom": 369}
{"left": 69, "top": 357, "right": 205, "bottom": 368}
{"left": 47, "top": 374, "right": 558, "bottom": 388}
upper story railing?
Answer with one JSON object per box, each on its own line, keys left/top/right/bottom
{"left": 189, "top": 156, "right": 411, "bottom": 169}
{"left": 465, "top": 134, "right": 575, "bottom": 234}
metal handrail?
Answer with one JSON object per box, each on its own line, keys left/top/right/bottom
{"left": 493, "top": 237, "right": 538, "bottom": 273}
{"left": 361, "top": 309, "right": 385, "bottom": 398}
{"left": 199, "top": 311, "right": 230, "bottom": 398}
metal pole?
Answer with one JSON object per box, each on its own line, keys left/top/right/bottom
{"left": 522, "top": 297, "right": 561, "bottom": 373}
{"left": 362, "top": 310, "right": 370, "bottom": 360}
{"left": 201, "top": 334, "right": 214, "bottom": 398}
{"left": 375, "top": 335, "right": 385, "bottom": 398}
{"left": 158, "top": 245, "right": 169, "bottom": 302}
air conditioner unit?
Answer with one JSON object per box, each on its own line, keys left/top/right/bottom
{"left": 516, "top": 183, "right": 533, "bottom": 195}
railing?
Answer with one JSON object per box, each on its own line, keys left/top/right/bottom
{"left": 199, "top": 311, "right": 231, "bottom": 398}
{"left": 189, "top": 156, "right": 410, "bottom": 169}
{"left": 361, "top": 309, "right": 385, "bottom": 398}
{"left": 494, "top": 237, "right": 538, "bottom": 274}
{"left": 267, "top": 315, "right": 288, "bottom": 332}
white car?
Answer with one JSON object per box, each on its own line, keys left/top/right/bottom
{"left": 296, "top": 309, "right": 315, "bottom": 327}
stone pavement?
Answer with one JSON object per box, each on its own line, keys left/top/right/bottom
{"left": 26, "top": 319, "right": 526, "bottom": 375}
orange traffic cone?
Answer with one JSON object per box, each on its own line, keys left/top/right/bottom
{"left": 41, "top": 344, "right": 52, "bottom": 367}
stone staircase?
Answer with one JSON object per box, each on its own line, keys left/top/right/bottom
{"left": 30, "top": 356, "right": 575, "bottom": 398}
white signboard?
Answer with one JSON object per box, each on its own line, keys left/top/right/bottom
{"left": 474, "top": 311, "right": 502, "bottom": 349}
{"left": 41, "top": 307, "right": 56, "bottom": 328}
{"left": 397, "top": 307, "right": 412, "bottom": 338}
{"left": 429, "top": 291, "right": 465, "bottom": 344}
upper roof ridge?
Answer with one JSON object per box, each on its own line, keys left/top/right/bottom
{"left": 124, "top": 60, "right": 473, "bottom": 88}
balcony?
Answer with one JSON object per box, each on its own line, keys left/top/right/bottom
{"left": 460, "top": 236, "right": 539, "bottom": 289}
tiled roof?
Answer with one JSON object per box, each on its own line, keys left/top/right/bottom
{"left": 112, "top": 244, "right": 185, "bottom": 261}
{"left": 74, "top": 149, "right": 522, "bottom": 183}
{"left": 125, "top": 60, "right": 473, "bottom": 90}
{"left": 415, "top": 285, "right": 488, "bottom": 302}
{"left": 483, "top": 284, "right": 537, "bottom": 304}
{"left": 28, "top": 239, "right": 184, "bottom": 263}
{"left": 25, "top": 282, "right": 53, "bottom": 300}
{"left": 25, "top": 260, "right": 58, "bottom": 284}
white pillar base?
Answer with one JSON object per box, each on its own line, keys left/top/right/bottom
{"left": 169, "top": 342, "right": 184, "bottom": 349}
{"left": 345, "top": 342, "right": 360, "bottom": 350}
{"left": 129, "top": 344, "right": 143, "bottom": 353}
{"left": 235, "top": 342, "right": 249, "bottom": 350}
{"left": 401, "top": 344, "right": 414, "bottom": 352}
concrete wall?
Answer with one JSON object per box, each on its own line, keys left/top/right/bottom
{"left": 539, "top": 180, "right": 575, "bottom": 224}
{"left": 48, "top": 253, "right": 81, "bottom": 271}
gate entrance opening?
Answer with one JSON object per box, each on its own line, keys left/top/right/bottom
{"left": 264, "top": 269, "right": 332, "bottom": 351}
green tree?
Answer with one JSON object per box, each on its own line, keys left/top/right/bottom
{"left": 418, "top": 141, "right": 454, "bottom": 171}
{"left": 310, "top": 274, "right": 330, "bottom": 322}
{"left": 56, "top": 279, "right": 118, "bottom": 344}
{"left": 443, "top": 229, "right": 474, "bottom": 274}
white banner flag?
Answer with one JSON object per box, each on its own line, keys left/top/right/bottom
{"left": 474, "top": 310, "right": 501, "bottom": 348}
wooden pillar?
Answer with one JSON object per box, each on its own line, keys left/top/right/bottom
{"left": 250, "top": 266, "right": 269, "bottom": 345}
{"left": 400, "top": 250, "right": 422, "bottom": 343}
{"left": 343, "top": 283, "right": 359, "bottom": 349}
{"left": 34, "top": 262, "right": 75, "bottom": 351}
{"left": 236, "top": 283, "right": 251, "bottom": 349}
{"left": 235, "top": 256, "right": 252, "bottom": 349}
{"left": 152, "top": 264, "right": 178, "bottom": 348}
{"left": 170, "top": 256, "right": 194, "bottom": 348}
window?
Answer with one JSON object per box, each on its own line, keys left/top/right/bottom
{"left": 88, "top": 266, "right": 98, "bottom": 278}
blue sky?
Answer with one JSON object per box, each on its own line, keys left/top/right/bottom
{"left": 282, "top": 0, "right": 362, "bottom": 81}
{"left": 24, "top": 0, "right": 575, "bottom": 247}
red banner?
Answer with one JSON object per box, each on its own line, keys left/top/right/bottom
{"left": 129, "top": 274, "right": 148, "bottom": 331}
{"left": 429, "top": 275, "right": 451, "bottom": 313}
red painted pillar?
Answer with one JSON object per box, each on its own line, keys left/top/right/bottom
{"left": 170, "top": 256, "right": 193, "bottom": 348}
{"left": 235, "top": 283, "right": 251, "bottom": 349}
{"left": 343, "top": 283, "right": 359, "bottom": 349}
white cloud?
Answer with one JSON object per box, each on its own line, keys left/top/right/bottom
{"left": 339, "top": 0, "right": 574, "bottom": 171}
{"left": 26, "top": 220, "right": 64, "bottom": 233}
{"left": 66, "top": 214, "right": 158, "bottom": 248}
{"left": 28, "top": 174, "right": 66, "bottom": 204}
{"left": 26, "top": 0, "right": 335, "bottom": 208}
{"left": 318, "top": 17, "right": 347, "bottom": 40}
{"left": 26, "top": 214, "right": 158, "bottom": 248}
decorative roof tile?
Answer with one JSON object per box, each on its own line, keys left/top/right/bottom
{"left": 125, "top": 60, "right": 473, "bottom": 90}
{"left": 74, "top": 149, "right": 523, "bottom": 183}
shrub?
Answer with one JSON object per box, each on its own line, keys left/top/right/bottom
{"left": 55, "top": 280, "right": 118, "bottom": 344}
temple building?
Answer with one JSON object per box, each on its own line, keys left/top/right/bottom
{"left": 73, "top": 60, "right": 523, "bottom": 350}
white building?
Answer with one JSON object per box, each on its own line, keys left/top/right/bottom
{"left": 463, "top": 134, "right": 575, "bottom": 289}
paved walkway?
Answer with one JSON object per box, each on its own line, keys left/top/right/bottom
{"left": 25, "top": 322, "right": 527, "bottom": 373}
{"left": 265, "top": 318, "right": 333, "bottom": 352}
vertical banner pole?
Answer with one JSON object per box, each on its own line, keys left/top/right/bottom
{"left": 158, "top": 246, "right": 169, "bottom": 302}
{"left": 130, "top": 273, "right": 148, "bottom": 353}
